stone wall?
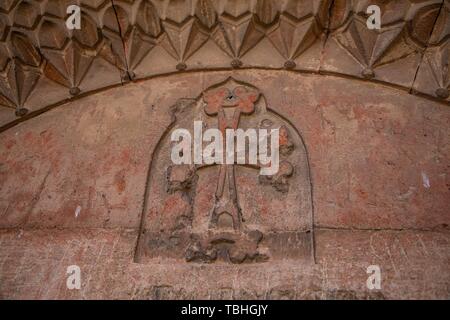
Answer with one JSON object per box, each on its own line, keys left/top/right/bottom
{"left": 0, "top": 70, "right": 449, "bottom": 299}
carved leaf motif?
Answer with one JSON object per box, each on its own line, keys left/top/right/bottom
{"left": 100, "top": 25, "right": 127, "bottom": 72}
{"left": 259, "top": 160, "right": 294, "bottom": 193}
{"left": 267, "top": 15, "right": 319, "bottom": 60}
{"left": 428, "top": 4, "right": 450, "bottom": 45}
{"left": 39, "top": 20, "right": 67, "bottom": 50}
{"left": 329, "top": 0, "right": 352, "bottom": 30}
{"left": 44, "top": 0, "right": 73, "bottom": 18}
{"left": 166, "top": 165, "right": 196, "bottom": 193}
{"left": 255, "top": 0, "right": 278, "bottom": 25}
{"left": 373, "top": 29, "right": 416, "bottom": 68}
{"left": 0, "top": 59, "right": 40, "bottom": 107}
{"left": 214, "top": 16, "right": 254, "bottom": 58}
{"left": 41, "top": 42, "right": 94, "bottom": 89}
{"left": 0, "top": 0, "right": 17, "bottom": 12}
{"left": 73, "top": 16, "right": 99, "bottom": 48}
{"left": 98, "top": 40, "right": 125, "bottom": 71}
{"left": 0, "top": 17, "right": 7, "bottom": 40}
{"left": 409, "top": 4, "right": 441, "bottom": 46}
{"left": 103, "top": 5, "right": 129, "bottom": 35}
{"left": 211, "top": 26, "right": 234, "bottom": 58}
{"left": 0, "top": 62, "right": 19, "bottom": 105}
{"left": 136, "top": 0, "right": 162, "bottom": 37}
{"left": 195, "top": 0, "right": 217, "bottom": 29}
{"left": 14, "top": 1, "right": 39, "bottom": 28}
{"left": 223, "top": 0, "right": 253, "bottom": 18}
{"left": 282, "top": 0, "right": 315, "bottom": 20}
{"left": 183, "top": 21, "right": 210, "bottom": 61}
{"left": 43, "top": 60, "right": 70, "bottom": 88}
{"left": 238, "top": 19, "right": 265, "bottom": 57}
{"left": 79, "top": 0, "right": 105, "bottom": 9}
{"left": 14, "top": 61, "right": 40, "bottom": 106}
{"left": 164, "top": 0, "right": 194, "bottom": 24}
{"left": 11, "top": 32, "right": 41, "bottom": 67}
{"left": 162, "top": 19, "right": 210, "bottom": 62}
{"left": 0, "top": 93, "right": 15, "bottom": 109}
{"left": 424, "top": 42, "right": 450, "bottom": 89}
{"left": 0, "top": 45, "right": 10, "bottom": 71}
{"left": 126, "top": 28, "right": 156, "bottom": 70}
{"left": 335, "top": 18, "right": 409, "bottom": 70}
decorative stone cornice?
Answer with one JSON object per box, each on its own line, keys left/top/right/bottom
{"left": 0, "top": 0, "right": 449, "bottom": 129}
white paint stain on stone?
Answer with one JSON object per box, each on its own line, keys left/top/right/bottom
{"left": 17, "top": 229, "right": 23, "bottom": 239}
{"left": 421, "top": 172, "right": 430, "bottom": 189}
{"left": 75, "top": 205, "right": 82, "bottom": 218}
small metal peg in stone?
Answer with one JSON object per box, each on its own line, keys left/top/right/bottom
{"left": 435, "top": 87, "right": 449, "bottom": 99}
{"left": 362, "top": 68, "right": 375, "bottom": 79}
{"left": 231, "top": 59, "right": 242, "bottom": 68}
{"left": 15, "top": 107, "right": 28, "bottom": 117}
{"left": 284, "top": 60, "right": 296, "bottom": 69}
{"left": 121, "top": 71, "right": 135, "bottom": 82}
{"left": 176, "top": 62, "right": 187, "bottom": 71}
{"left": 69, "top": 87, "right": 81, "bottom": 96}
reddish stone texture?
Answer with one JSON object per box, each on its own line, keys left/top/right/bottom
{"left": 0, "top": 70, "right": 449, "bottom": 299}
{"left": 0, "top": 228, "right": 447, "bottom": 299}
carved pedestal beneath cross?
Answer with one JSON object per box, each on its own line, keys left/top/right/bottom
{"left": 135, "top": 78, "right": 314, "bottom": 264}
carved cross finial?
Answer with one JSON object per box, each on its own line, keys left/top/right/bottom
{"left": 202, "top": 79, "right": 260, "bottom": 231}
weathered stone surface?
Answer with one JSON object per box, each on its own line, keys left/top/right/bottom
{"left": 0, "top": 228, "right": 448, "bottom": 299}
{"left": 1, "top": 70, "right": 448, "bottom": 231}
{"left": 0, "top": 69, "right": 449, "bottom": 299}
{"left": 0, "top": 1, "right": 449, "bottom": 299}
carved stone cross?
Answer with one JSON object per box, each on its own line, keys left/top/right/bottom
{"left": 137, "top": 78, "right": 313, "bottom": 264}
{"left": 202, "top": 81, "right": 260, "bottom": 232}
